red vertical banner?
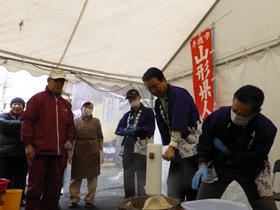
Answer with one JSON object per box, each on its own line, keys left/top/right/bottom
{"left": 190, "top": 28, "right": 214, "bottom": 121}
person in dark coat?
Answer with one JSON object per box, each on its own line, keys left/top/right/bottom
{"left": 0, "top": 97, "right": 27, "bottom": 207}
{"left": 192, "top": 85, "right": 278, "bottom": 210}
{"left": 142, "top": 67, "right": 201, "bottom": 201}
{"left": 115, "top": 89, "right": 155, "bottom": 198}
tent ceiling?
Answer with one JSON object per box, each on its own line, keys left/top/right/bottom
{"left": 0, "top": 0, "right": 216, "bottom": 85}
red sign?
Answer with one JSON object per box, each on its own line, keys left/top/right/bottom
{"left": 190, "top": 28, "right": 214, "bottom": 121}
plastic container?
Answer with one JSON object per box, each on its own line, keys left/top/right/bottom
{"left": 1, "top": 189, "right": 22, "bottom": 210}
{"left": 0, "top": 179, "right": 10, "bottom": 192}
{"left": 181, "top": 199, "right": 249, "bottom": 210}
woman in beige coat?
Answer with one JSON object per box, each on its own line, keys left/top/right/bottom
{"left": 69, "top": 102, "right": 104, "bottom": 209}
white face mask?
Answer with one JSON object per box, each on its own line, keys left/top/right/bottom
{"left": 230, "top": 109, "right": 252, "bottom": 127}
{"left": 82, "top": 108, "right": 93, "bottom": 116}
{"left": 130, "top": 100, "right": 140, "bottom": 108}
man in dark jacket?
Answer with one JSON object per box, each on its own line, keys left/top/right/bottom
{"left": 0, "top": 97, "right": 27, "bottom": 207}
{"left": 192, "top": 85, "right": 277, "bottom": 210}
{"left": 21, "top": 69, "right": 74, "bottom": 210}
{"left": 142, "top": 67, "right": 201, "bottom": 201}
{"left": 115, "top": 89, "right": 155, "bottom": 198}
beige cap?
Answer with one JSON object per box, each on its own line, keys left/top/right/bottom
{"left": 49, "top": 69, "right": 68, "bottom": 81}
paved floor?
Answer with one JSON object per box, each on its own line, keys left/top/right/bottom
{"left": 58, "top": 194, "right": 124, "bottom": 210}
{"left": 19, "top": 165, "right": 125, "bottom": 210}
{"left": 18, "top": 194, "right": 124, "bottom": 210}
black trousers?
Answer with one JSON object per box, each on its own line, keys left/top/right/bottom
{"left": 122, "top": 147, "right": 146, "bottom": 198}
{"left": 197, "top": 166, "right": 277, "bottom": 210}
{"left": 0, "top": 155, "right": 28, "bottom": 200}
{"left": 167, "top": 155, "right": 198, "bottom": 201}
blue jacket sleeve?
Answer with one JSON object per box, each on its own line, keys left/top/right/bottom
{"left": 115, "top": 112, "right": 129, "bottom": 136}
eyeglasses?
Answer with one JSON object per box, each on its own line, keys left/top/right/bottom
{"left": 146, "top": 83, "right": 160, "bottom": 91}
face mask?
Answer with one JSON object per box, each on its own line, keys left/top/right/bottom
{"left": 130, "top": 100, "right": 140, "bottom": 108}
{"left": 230, "top": 109, "right": 252, "bottom": 127}
{"left": 82, "top": 108, "right": 93, "bottom": 116}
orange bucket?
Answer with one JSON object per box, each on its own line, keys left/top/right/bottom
{"left": 1, "top": 189, "right": 22, "bottom": 210}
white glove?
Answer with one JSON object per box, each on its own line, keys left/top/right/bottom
{"left": 100, "top": 150, "right": 104, "bottom": 164}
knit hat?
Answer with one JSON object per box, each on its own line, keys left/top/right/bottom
{"left": 10, "top": 97, "right": 25, "bottom": 108}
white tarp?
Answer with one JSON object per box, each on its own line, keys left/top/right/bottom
{"left": 2, "top": 1, "right": 280, "bottom": 208}
{"left": 164, "top": 0, "right": 280, "bottom": 80}
{"left": 0, "top": 0, "right": 216, "bottom": 85}
{"left": 165, "top": 0, "right": 280, "bottom": 208}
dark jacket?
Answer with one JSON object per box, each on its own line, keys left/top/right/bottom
{"left": 197, "top": 106, "right": 277, "bottom": 178}
{"left": 115, "top": 103, "right": 155, "bottom": 146}
{"left": 155, "top": 85, "right": 200, "bottom": 146}
{"left": 0, "top": 112, "right": 25, "bottom": 157}
{"left": 21, "top": 86, "right": 75, "bottom": 156}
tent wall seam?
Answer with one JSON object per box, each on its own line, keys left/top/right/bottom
{"left": 0, "top": 50, "right": 143, "bottom": 84}
{"left": 161, "top": 0, "right": 220, "bottom": 73}
{"left": 57, "top": 0, "right": 89, "bottom": 66}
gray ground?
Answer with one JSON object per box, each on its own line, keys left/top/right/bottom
{"left": 19, "top": 166, "right": 125, "bottom": 210}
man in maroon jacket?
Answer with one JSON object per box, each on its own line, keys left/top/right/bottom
{"left": 21, "top": 69, "right": 74, "bottom": 210}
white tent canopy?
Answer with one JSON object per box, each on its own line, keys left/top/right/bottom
{"left": 0, "top": 0, "right": 216, "bottom": 85}
{"left": 166, "top": 0, "right": 280, "bottom": 208}
{"left": 166, "top": 0, "right": 280, "bottom": 164}
{"left": 2, "top": 1, "right": 280, "bottom": 208}
{"left": 166, "top": 0, "right": 280, "bottom": 78}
